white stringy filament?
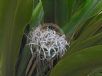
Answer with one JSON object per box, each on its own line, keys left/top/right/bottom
{"left": 28, "top": 25, "right": 69, "bottom": 60}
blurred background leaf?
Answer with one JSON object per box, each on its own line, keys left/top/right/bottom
{"left": 0, "top": 0, "right": 33, "bottom": 76}
{"left": 50, "top": 45, "right": 102, "bottom": 76}
{"left": 1, "top": 0, "right": 102, "bottom": 76}
{"left": 30, "top": 0, "right": 44, "bottom": 28}
{"left": 48, "top": 0, "right": 102, "bottom": 76}
{"left": 42, "top": 0, "right": 85, "bottom": 27}
{"left": 15, "top": 0, "right": 44, "bottom": 76}
{"left": 63, "top": 0, "right": 102, "bottom": 35}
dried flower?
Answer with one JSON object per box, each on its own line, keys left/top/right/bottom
{"left": 27, "top": 24, "right": 69, "bottom": 60}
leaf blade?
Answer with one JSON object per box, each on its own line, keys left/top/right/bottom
{"left": 50, "top": 45, "right": 102, "bottom": 76}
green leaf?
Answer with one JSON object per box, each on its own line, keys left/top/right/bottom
{"left": 50, "top": 45, "right": 102, "bottom": 76}
{"left": 69, "top": 32, "right": 102, "bottom": 54}
{"left": 0, "top": 0, "right": 33, "bottom": 76}
{"left": 15, "top": 1, "right": 44, "bottom": 76}
{"left": 30, "top": 0, "right": 44, "bottom": 28}
{"left": 68, "top": 13, "right": 102, "bottom": 53}
{"left": 54, "top": 0, "right": 85, "bottom": 27}
{"left": 63, "top": 0, "right": 102, "bottom": 35}
{"left": 16, "top": 45, "right": 31, "bottom": 76}
{"left": 42, "top": 0, "right": 85, "bottom": 27}
{"left": 41, "top": 0, "right": 55, "bottom": 23}
{"left": 88, "top": 67, "right": 102, "bottom": 76}
{"left": 75, "top": 13, "right": 102, "bottom": 41}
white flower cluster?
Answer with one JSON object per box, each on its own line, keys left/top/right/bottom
{"left": 28, "top": 25, "right": 69, "bottom": 60}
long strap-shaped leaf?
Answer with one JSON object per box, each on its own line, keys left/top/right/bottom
{"left": 50, "top": 45, "right": 102, "bottom": 76}
{"left": 30, "top": 0, "right": 44, "bottom": 28}
{"left": 75, "top": 13, "right": 102, "bottom": 41}
{"left": 69, "top": 13, "right": 102, "bottom": 52}
{"left": 69, "top": 32, "right": 102, "bottom": 54}
{"left": 15, "top": 1, "right": 44, "bottom": 76}
{"left": 54, "top": 0, "right": 85, "bottom": 27}
{"left": 0, "top": 0, "right": 33, "bottom": 76}
{"left": 41, "top": 0, "right": 84, "bottom": 27}
{"left": 63, "top": 0, "right": 102, "bottom": 35}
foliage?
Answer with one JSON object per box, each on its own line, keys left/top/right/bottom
{"left": 0, "top": 0, "right": 102, "bottom": 76}
{"left": 0, "top": 0, "right": 33, "bottom": 76}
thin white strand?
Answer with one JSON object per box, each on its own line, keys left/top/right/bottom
{"left": 28, "top": 25, "right": 69, "bottom": 60}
